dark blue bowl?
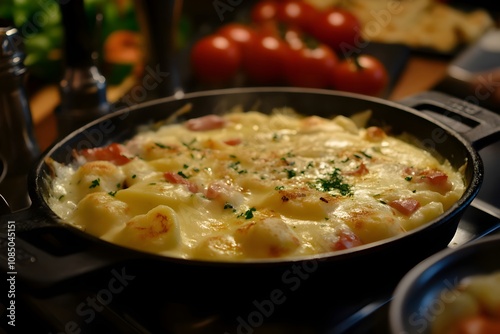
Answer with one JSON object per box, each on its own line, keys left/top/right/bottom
{"left": 389, "top": 232, "right": 500, "bottom": 334}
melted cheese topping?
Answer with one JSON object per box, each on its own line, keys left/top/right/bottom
{"left": 47, "top": 110, "right": 466, "bottom": 261}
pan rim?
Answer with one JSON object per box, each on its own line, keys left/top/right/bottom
{"left": 29, "top": 87, "right": 484, "bottom": 266}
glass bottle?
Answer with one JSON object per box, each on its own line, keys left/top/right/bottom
{"left": 55, "top": 0, "right": 109, "bottom": 138}
{"left": 0, "top": 22, "right": 40, "bottom": 211}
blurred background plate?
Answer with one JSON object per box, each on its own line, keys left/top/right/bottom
{"left": 389, "top": 233, "right": 500, "bottom": 334}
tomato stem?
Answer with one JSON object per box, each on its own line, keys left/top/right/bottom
{"left": 302, "top": 34, "right": 319, "bottom": 50}
{"left": 352, "top": 54, "right": 363, "bottom": 71}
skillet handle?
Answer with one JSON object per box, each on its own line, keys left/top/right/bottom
{"left": 398, "top": 91, "right": 500, "bottom": 150}
{"left": 0, "top": 205, "right": 133, "bottom": 294}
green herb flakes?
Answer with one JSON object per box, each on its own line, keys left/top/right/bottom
{"left": 177, "top": 171, "right": 189, "bottom": 179}
{"left": 313, "top": 168, "right": 351, "bottom": 196}
{"left": 89, "top": 178, "right": 100, "bottom": 189}
{"left": 238, "top": 207, "right": 256, "bottom": 219}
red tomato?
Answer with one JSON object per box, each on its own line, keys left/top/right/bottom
{"left": 217, "top": 23, "right": 257, "bottom": 48}
{"left": 282, "top": 25, "right": 305, "bottom": 50}
{"left": 283, "top": 43, "right": 338, "bottom": 88}
{"left": 276, "top": 0, "right": 317, "bottom": 32}
{"left": 242, "top": 34, "right": 289, "bottom": 85}
{"left": 190, "top": 34, "right": 242, "bottom": 85}
{"left": 308, "top": 8, "right": 361, "bottom": 53}
{"left": 254, "top": 20, "right": 305, "bottom": 50}
{"left": 252, "top": 19, "right": 280, "bottom": 38}
{"left": 331, "top": 54, "right": 388, "bottom": 96}
{"left": 250, "top": 0, "right": 279, "bottom": 22}
{"left": 252, "top": 19, "right": 303, "bottom": 49}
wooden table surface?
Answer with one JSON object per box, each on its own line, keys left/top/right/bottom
{"left": 30, "top": 55, "right": 449, "bottom": 152}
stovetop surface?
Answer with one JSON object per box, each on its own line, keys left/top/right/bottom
{"left": 3, "top": 137, "right": 500, "bottom": 334}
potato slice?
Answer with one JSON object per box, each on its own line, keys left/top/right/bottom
{"left": 113, "top": 205, "right": 180, "bottom": 253}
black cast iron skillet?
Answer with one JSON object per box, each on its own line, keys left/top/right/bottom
{"left": 2, "top": 87, "right": 500, "bottom": 302}
{"left": 389, "top": 233, "right": 500, "bottom": 334}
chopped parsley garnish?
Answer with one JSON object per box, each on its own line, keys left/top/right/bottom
{"left": 405, "top": 176, "right": 413, "bottom": 181}
{"left": 108, "top": 191, "right": 118, "bottom": 197}
{"left": 229, "top": 161, "right": 247, "bottom": 174}
{"left": 177, "top": 171, "right": 189, "bottom": 179}
{"left": 241, "top": 207, "right": 256, "bottom": 219}
{"left": 183, "top": 164, "right": 189, "bottom": 169}
{"left": 361, "top": 151, "right": 372, "bottom": 159}
{"left": 132, "top": 174, "right": 137, "bottom": 179}
{"left": 275, "top": 185, "right": 285, "bottom": 190}
{"left": 223, "top": 203, "right": 234, "bottom": 210}
{"left": 229, "top": 161, "right": 240, "bottom": 169}
{"left": 182, "top": 138, "right": 198, "bottom": 150}
{"left": 154, "top": 142, "right": 170, "bottom": 149}
{"left": 312, "top": 168, "right": 351, "bottom": 196}
{"left": 89, "top": 178, "right": 100, "bottom": 189}
{"left": 284, "top": 169, "right": 296, "bottom": 179}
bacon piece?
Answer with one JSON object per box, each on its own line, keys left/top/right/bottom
{"left": 389, "top": 198, "right": 421, "bottom": 215}
{"left": 223, "top": 138, "right": 242, "bottom": 146}
{"left": 206, "top": 181, "right": 230, "bottom": 200}
{"left": 417, "top": 169, "right": 449, "bottom": 186}
{"left": 345, "top": 162, "right": 369, "bottom": 176}
{"left": 79, "top": 143, "right": 131, "bottom": 166}
{"left": 365, "top": 126, "right": 386, "bottom": 142}
{"left": 404, "top": 167, "right": 451, "bottom": 193}
{"left": 185, "top": 114, "right": 226, "bottom": 131}
{"left": 331, "top": 230, "right": 363, "bottom": 251}
{"left": 205, "top": 181, "right": 244, "bottom": 209}
{"left": 164, "top": 172, "right": 198, "bottom": 193}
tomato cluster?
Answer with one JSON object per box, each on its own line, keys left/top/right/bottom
{"left": 190, "top": 0, "right": 389, "bottom": 96}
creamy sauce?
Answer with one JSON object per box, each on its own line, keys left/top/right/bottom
{"left": 47, "top": 110, "right": 466, "bottom": 261}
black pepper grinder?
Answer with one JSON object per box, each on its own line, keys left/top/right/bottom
{"left": 129, "top": 0, "right": 184, "bottom": 102}
{"left": 0, "top": 22, "right": 40, "bottom": 211}
{"left": 56, "top": 0, "right": 109, "bottom": 138}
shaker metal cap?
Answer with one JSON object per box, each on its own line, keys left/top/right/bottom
{"left": 0, "top": 23, "right": 26, "bottom": 77}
